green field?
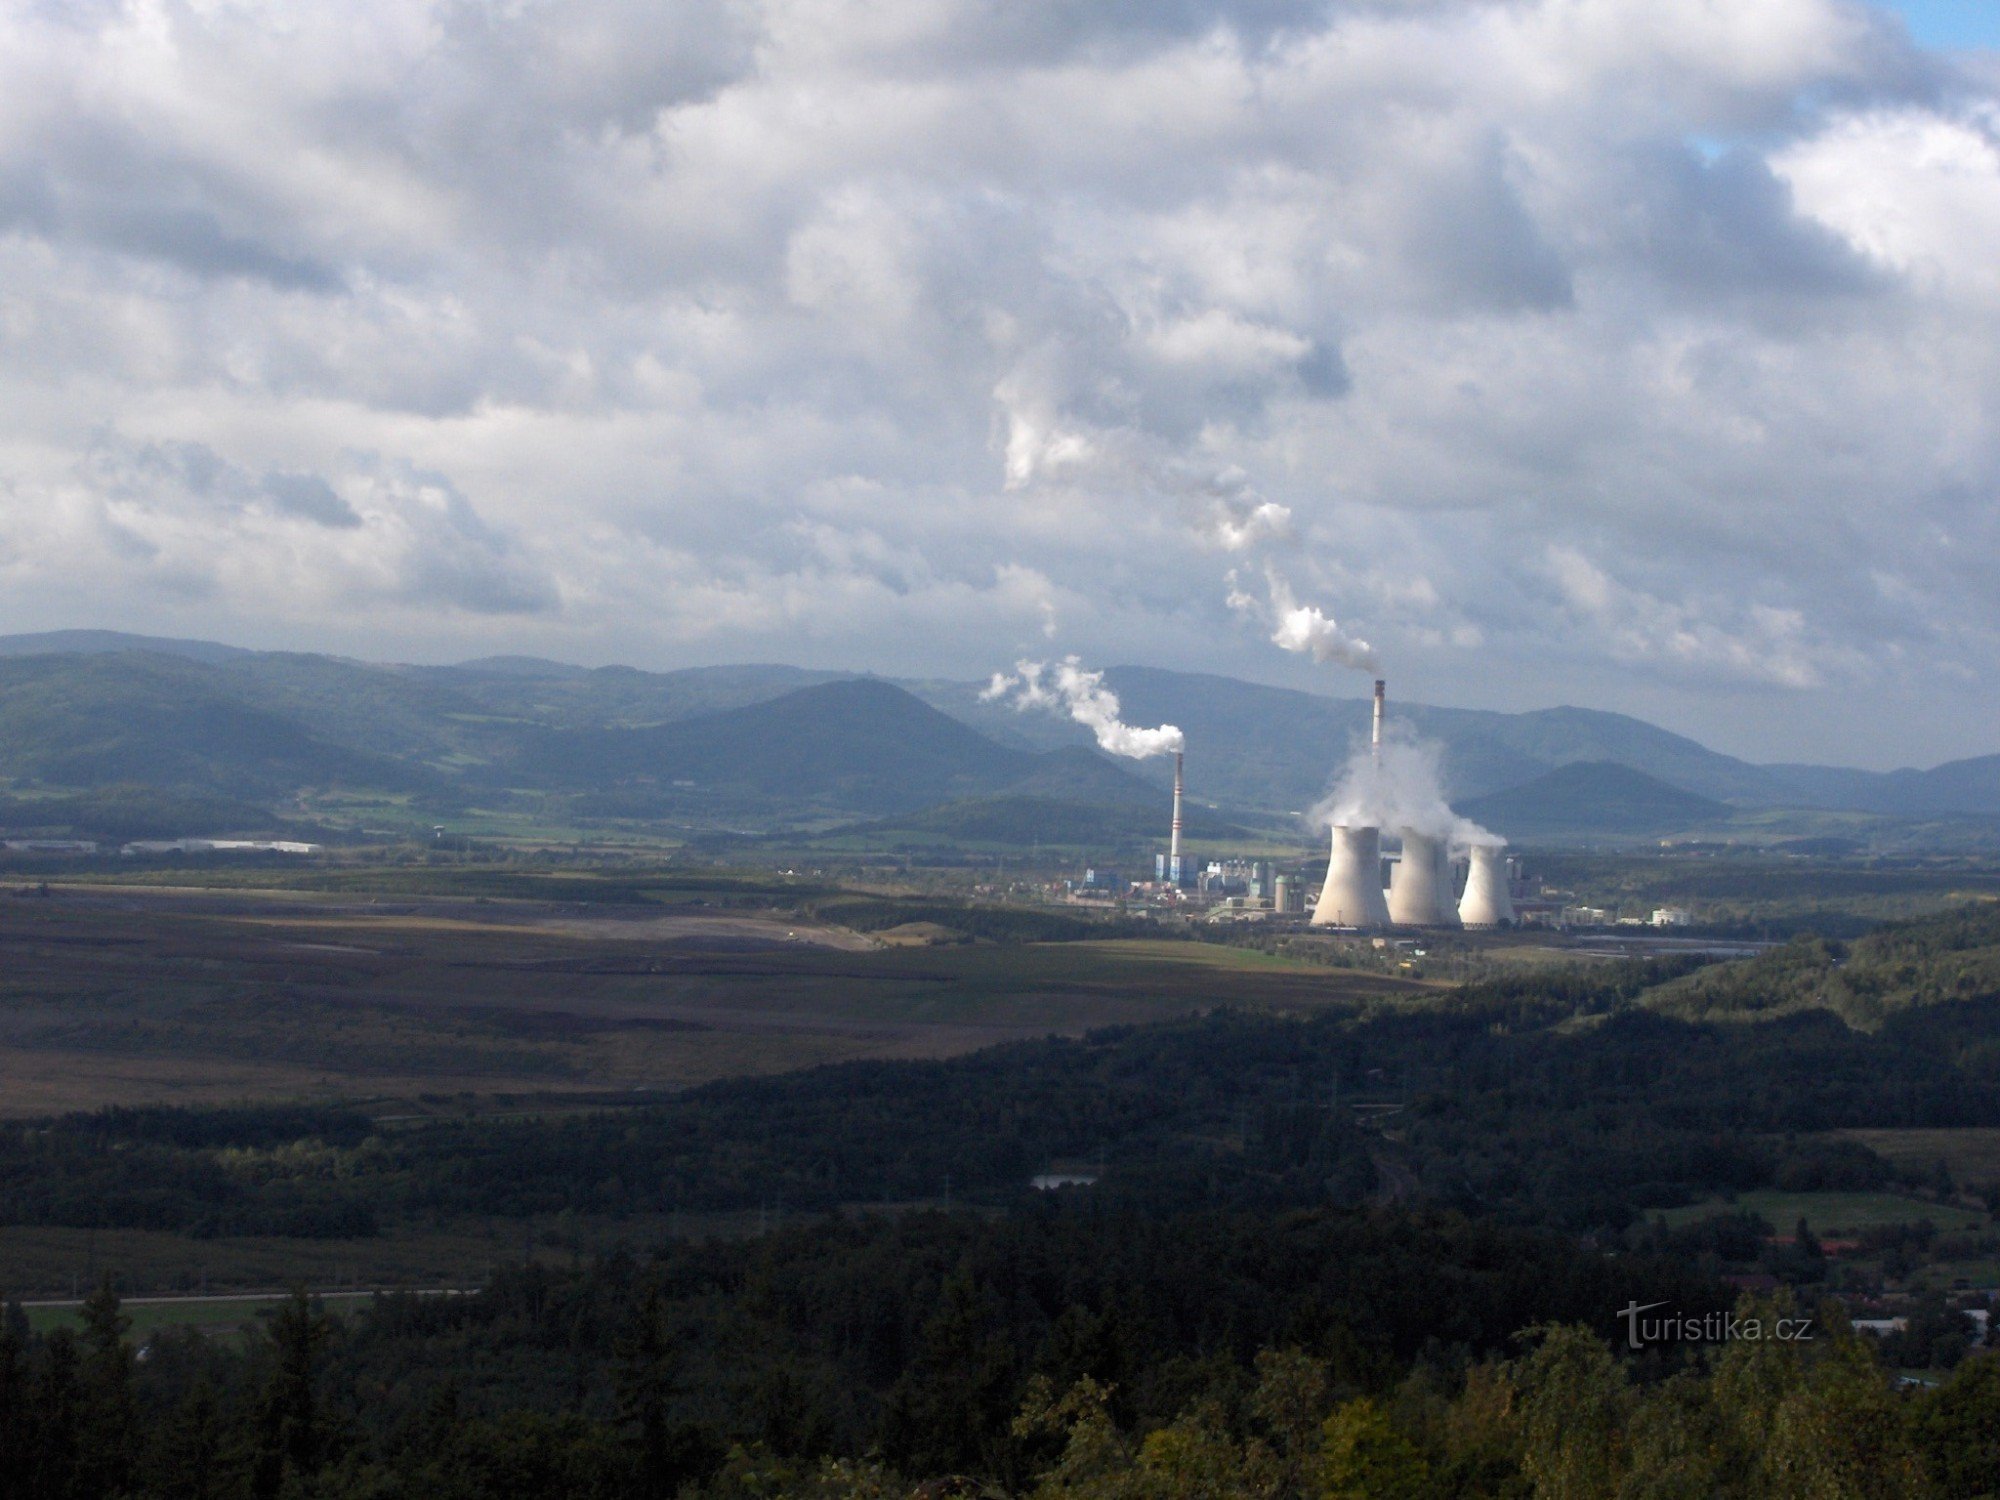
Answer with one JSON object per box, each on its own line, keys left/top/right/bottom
{"left": 1661, "top": 1190, "right": 1990, "bottom": 1236}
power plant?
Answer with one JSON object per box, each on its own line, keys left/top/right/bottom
{"left": 1312, "top": 679, "right": 1508, "bottom": 930}
{"left": 1123, "top": 676, "right": 1512, "bottom": 930}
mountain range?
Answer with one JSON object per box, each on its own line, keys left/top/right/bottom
{"left": 0, "top": 630, "right": 1995, "bottom": 842}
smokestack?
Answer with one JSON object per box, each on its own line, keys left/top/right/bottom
{"left": 1311, "top": 824, "right": 1393, "bottom": 929}
{"left": 1458, "top": 844, "right": 1515, "bottom": 928}
{"left": 1371, "top": 679, "right": 1385, "bottom": 762}
{"left": 1387, "top": 830, "right": 1459, "bottom": 928}
{"left": 1169, "top": 750, "right": 1184, "bottom": 882}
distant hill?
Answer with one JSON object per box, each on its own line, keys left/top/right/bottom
{"left": 0, "top": 629, "right": 253, "bottom": 664}
{"left": 911, "top": 667, "right": 1785, "bottom": 811}
{"left": 414, "top": 661, "right": 847, "bottom": 731}
{"left": 1764, "top": 753, "right": 2000, "bottom": 818}
{"left": 1457, "top": 761, "right": 1730, "bottom": 842}
{"left": 0, "top": 653, "right": 423, "bottom": 797}
{"left": 0, "top": 631, "right": 1995, "bottom": 832}
{"left": 996, "top": 746, "right": 1164, "bottom": 805}
{"left": 515, "top": 679, "right": 1049, "bottom": 816}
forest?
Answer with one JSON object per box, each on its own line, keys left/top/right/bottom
{"left": 3, "top": 1216, "right": 1995, "bottom": 1498}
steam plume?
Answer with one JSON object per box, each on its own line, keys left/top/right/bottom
{"left": 1229, "top": 567, "right": 1378, "bottom": 673}
{"left": 1309, "top": 720, "right": 1500, "bottom": 849}
{"left": 1200, "top": 497, "right": 1294, "bottom": 552}
{"left": 982, "top": 655, "right": 1185, "bottom": 759}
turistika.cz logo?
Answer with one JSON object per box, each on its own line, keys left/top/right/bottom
{"left": 1619, "top": 1301, "right": 1815, "bottom": 1350}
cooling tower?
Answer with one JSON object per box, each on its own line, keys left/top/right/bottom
{"left": 1311, "top": 825, "right": 1392, "bottom": 928}
{"left": 1387, "top": 830, "right": 1458, "bottom": 928}
{"left": 1458, "top": 844, "right": 1514, "bottom": 928}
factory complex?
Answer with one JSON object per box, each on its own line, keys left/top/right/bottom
{"left": 1083, "top": 679, "right": 1522, "bottom": 931}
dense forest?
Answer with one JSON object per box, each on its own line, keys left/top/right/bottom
{"left": 3, "top": 1221, "right": 1995, "bottom": 1498}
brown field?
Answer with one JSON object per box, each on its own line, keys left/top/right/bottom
{"left": 0, "top": 881, "right": 1429, "bottom": 1116}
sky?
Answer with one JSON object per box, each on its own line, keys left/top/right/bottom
{"left": 1, "top": 0, "right": 1997, "bottom": 770}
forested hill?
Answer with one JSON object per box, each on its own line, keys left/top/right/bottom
{"left": 5, "top": 632, "right": 1998, "bottom": 827}
{"left": 1647, "top": 898, "right": 2000, "bottom": 1027}
{"left": 0, "top": 654, "right": 1163, "bottom": 828}
{"left": 512, "top": 678, "right": 1108, "bottom": 816}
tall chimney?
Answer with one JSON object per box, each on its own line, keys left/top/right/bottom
{"left": 1372, "top": 678, "right": 1386, "bottom": 762}
{"left": 1169, "top": 749, "right": 1184, "bottom": 881}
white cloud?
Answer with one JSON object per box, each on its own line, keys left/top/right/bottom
{"left": 0, "top": 0, "right": 1994, "bottom": 764}
{"left": 1775, "top": 106, "right": 2000, "bottom": 302}
{"left": 1543, "top": 543, "right": 1836, "bottom": 689}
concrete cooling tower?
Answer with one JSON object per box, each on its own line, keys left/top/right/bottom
{"left": 1311, "top": 824, "right": 1392, "bottom": 928}
{"left": 1387, "top": 830, "right": 1458, "bottom": 928}
{"left": 1458, "top": 844, "right": 1514, "bottom": 928}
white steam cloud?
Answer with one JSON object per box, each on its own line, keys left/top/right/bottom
{"left": 1229, "top": 567, "right": 1378, "bottom": 673}
{"left": 1201, "top": 497, "right": 1295, "bottom": 552}
{"left": 982, "top": 655, "right": 1185, "bottom": 759}
{"left": 1309, "top": 721, "right": 1501, "bottom": 849}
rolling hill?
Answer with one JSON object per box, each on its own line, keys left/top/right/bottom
{"left": 0, "top": 652, "right": 424, "bottom": 797}
{"left": 511, "top": 678, "right": 1164, "bottom": 818}
{"left": 1, "top": 633, "right": 1996, "bottom": 838}
{"left": 913, "top": 667, "right": 1786, "bottom": 811}
{"left": 1457, "top": 761, "right": 1731, "bottom": 842}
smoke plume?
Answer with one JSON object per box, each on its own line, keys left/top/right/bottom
{"left": 1228, "top": 567, "right": 1378, "bottom": 673}
{"left": 982, "top": 656, "right": 1185, "bottom": 759}
{"left": 1309, "top": 721, "right": 1500, "bottom": 849}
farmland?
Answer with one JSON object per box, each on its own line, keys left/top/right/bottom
{"left": 0, "top": 875, "right": 1425, "bottom": 1115}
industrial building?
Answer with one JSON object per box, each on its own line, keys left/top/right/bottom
{"left": 1150, "top": 677, "right": 1519, "bottom": 931}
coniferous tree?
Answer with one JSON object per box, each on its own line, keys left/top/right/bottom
{"left": 77, "top": 1277, "right": 136, "bottom": 1499}
{"left": 153, "top": 1379, "right": 227, "bottom": 1500}
{"left": 251, "top": 1288, "right": 330, "bottom": 1500}
{"left": 28, "top": 1328, "right": 84, "bottom": 1500}
{"left": 0, "top": 1297, "right": 31, "bottom": 1488}
{"left": 614, "top": 1289, "right": 717, "bottom": 1499}
{"left": 881, "top": 1272, "right": 1018, "bottom": 1480}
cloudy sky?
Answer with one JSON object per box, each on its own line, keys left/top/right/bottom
{"left": 1, "top": 0, "right": 1996, "bottom": 768}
